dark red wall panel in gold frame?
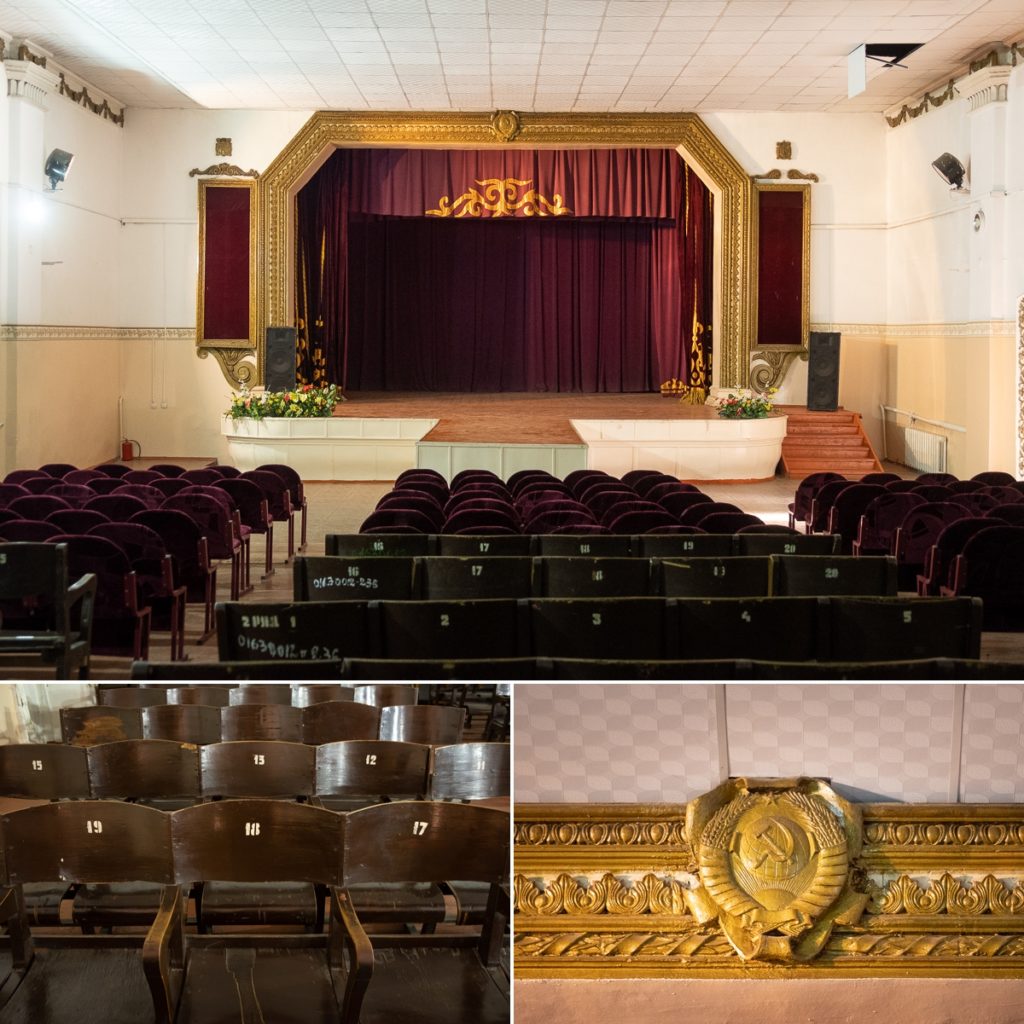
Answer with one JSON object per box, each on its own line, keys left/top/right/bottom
{"left": 754, "top": 183, "right": 809, "bottom": 348}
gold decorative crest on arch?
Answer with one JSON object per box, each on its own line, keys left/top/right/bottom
{"left": 207, "top": 110, "right": 754, "bottom": 391}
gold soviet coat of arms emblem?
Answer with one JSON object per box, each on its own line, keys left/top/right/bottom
{"left": 684, "top": 777, "right": 868, "bottom": 962}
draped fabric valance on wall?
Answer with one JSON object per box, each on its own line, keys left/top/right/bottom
{"left": 296, "top": 147, "right": 712, "bottom": 394}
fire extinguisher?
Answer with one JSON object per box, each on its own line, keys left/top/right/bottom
{"left": 121, "top": 439, "right": 141, "bottom": 462}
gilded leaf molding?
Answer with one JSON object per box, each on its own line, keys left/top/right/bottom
{"left": 515, "top": 872, "right": 690, "bottom": 916}
{"left": 190, "top": 163, "right": 260, "bottom": 178}
{"left": 425, "top": 177, "right": 570, "bottom": 218}
{"left": 514, "top": 819, "right": 689, "bottom": 847}
{"left": 879, "top": 873, "right": 1024, "bottom": 916}
{"left": 515, "top": 787, "right": 1024, "bottom": 977}
{"left": 57, "top": 73, "right": 124, "bottom": 126}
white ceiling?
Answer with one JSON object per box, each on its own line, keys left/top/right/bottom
{"left": 1, "top": 0, "right": 1022, "bottom": 114}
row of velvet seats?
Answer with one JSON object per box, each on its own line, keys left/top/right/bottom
{"left": 293, "top": 553, "right": 901, "bottom": 601}
{"left": 364, "top": 467, "right": 766, "bottom": 535}
{"left": 214, "top": 594, "right": 983, "bottom": 664}
{"left": 60, "top": 699, "right": 459, "bottom": 747}
{"left": 0, "top": 737, "right": 509, "bottom": 803}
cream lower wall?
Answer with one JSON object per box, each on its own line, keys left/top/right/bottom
{"left": 1, "top": 333, "right": 121, "bottom": 474}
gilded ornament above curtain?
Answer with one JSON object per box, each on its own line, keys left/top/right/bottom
{"left": 425, "top": 178, "right": 571, "bottom": 218}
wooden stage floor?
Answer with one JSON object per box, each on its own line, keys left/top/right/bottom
{"left": 334, "top": 391, "right": 726, "bottom": 445}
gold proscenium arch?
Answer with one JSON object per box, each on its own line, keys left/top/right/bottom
{"left": 209, "top": 111, "right": 755, "bottom": 391}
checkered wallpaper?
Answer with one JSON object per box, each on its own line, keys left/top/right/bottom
{"left": 514, "top": 684, "right": 1024, "bottom": 804}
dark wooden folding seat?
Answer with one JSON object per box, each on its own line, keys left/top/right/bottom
{"left": 0, "top": 800, "right": 176, "bottom": 1024}
{"left": 675, "top": 597, "right": 822, "bottom": 661}
{"left": 221, "top": 703, "right": 304, "bottom": 742}
{"left": 544, "top": 657, "right": 743, "bottom": 679}
{"left": 293, "top": 684, "right": 354, "bottom": 706}
{"left": 736, "top": 531, "right": 840, "bottom": 555}
{"left": 200, "top": 740, "right": 315, "bottom": 799}
{"left": 302, "top": 700, "right": 381, "bottom": 743}
{"left": 418, "top": 555, "right": 535, "bottom": 599}
{"left": 337, "top": 801, "right": 509, "bottom": 1024}
{"left": 941, "top": 525, "right": 1024, "bottom": 630}
{"left": 432, "top": 742, "right": 510, "bottom": 802}
{"left": 430, "top": 742, "right": 511, "bottom": 924}
{"left": 342, "top": 658, "right": 538, "bottom": 680}
{"left": 637, "top": 532, "right": 733, "bottom": 557}
{"left": 377, "top": 599, "right": 523, "bottom": 659}
{"left": 216, "top": 600, "right": 374, "bottom": 662}
{"left": 61, "top": 705, "right": 143, "bottom": 745}
{"left": 437, "top": 534, "right": 534, "bottom": 556}
{"left": 315, "top": 739, "right": 430, "bottom": 810}
{"left": 98, "top": 685, "right": 169, "bottom": 708}
{"left": 536, "top": 556, "right": 652, "bottom": 597}
{"left": 536, "top": 533, "right": 632, "bottom": 556}
{"left": 378, "top": 704, "right": 465, "bottom": 745}
{"left": 294, "top": 554, "right": 417, "bottom": 600}
{"left": 142, "top": 704, "right": 222, "bottom": 745}
{"left": 326, "top": 532, "right": 435, "bottom": 556}
{"left": 658, "top": 556, "right": 771, "bottom": 597}
{"left": 228, "top": 683, "right": 294, "bottom": 706}
{"left": 770, "top": 555, "right": 898, "bottom": 596}
{"left": 0, "top": 541, "right": 96, "bottom": 678}
{"left": 165, "top": 799, "right": 346, "bottom": 1023}
{"left": 353, "top": 684, "right": 419, "bottom": 707}
{"left": 166, "top": 685, "right": 233, "bottom": 705}
{"left": 826, "top": 596, "right": 982, "bottom": 660}
{"left": 72, "top": 740, "right": 201, "bottom": 928}
{"left": 527, "top": 596, "right": 669, "bottom": 659}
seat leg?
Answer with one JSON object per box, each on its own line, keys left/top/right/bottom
{"left": 263, "top": 523, "right": 275, "bottom": 579}
{"left": 300, "top": 500, "right": 308, "bottom": 551}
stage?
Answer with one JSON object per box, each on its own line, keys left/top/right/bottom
{"left": 222, "top": 392, "right": 789, "bottom": 482}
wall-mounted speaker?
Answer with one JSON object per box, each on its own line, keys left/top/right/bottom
{"left": 807, "top": 331, "right": 840, "bottom": 411}
{"left": 265, "top": 326, "right": 296, "bottom": 392}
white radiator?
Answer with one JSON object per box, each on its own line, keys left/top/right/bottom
{"left": 905, "top": 426, "right": 947, "bottom": 474}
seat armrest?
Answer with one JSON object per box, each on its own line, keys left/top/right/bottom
{"left": 142, "top": 884, "right": 184, "bottom": 1024}
{"left": 64, "top": 571, "right": 98, "bottom": 635}
{"left": 329, "top": 886, "right": 374, "bottom": 1023}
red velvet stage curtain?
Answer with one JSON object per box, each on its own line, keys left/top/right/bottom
{"left": 295, "top": 148, "right": 712, "bottom": 393}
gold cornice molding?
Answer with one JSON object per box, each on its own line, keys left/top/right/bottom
{"left": 252, "top": 109, "right": 755, "bottom": 392}
{"left": 189, "top": 163, "right": 260, "bottom": 178}
{"left": 0, "top": 325, "right": 194, "bottom": 341}
{"left": 515, "top": 792, "right": 1024, "bottom": 978}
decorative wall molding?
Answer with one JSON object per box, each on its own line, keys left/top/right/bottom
{"left": 959, "top": 65, "right": 1013, "bottom": 112}
{"left": 57, "top": 73, "right": 124, "bottom": 126}
{"left": 4, "top": 59, "right": 60, "bottom": 109}
{"left": 0, "top": 325, "right": 195, "bottom": 342}
{"left": 516, "top": 785, "right": 1024, "bottom": 977}
{"left": 885, "top": 43, "right": 1024, "bottom": 128}
{"left": 189, "top": 163, "right": 260, "bottom": 178}
{"left": 810, "top": 320, "right": 1015, "bottom": 339}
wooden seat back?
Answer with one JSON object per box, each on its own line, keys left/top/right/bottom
{"left": 200, "top": 740, "right": 315, "bottom": 798}
{"left": 61, "top": 705, "right": 143, "bottom": 745}
{"left": 658, "top": 556, "right": 771, "bottom": 597}
{"left": 221, "top": 704, "right": 303, "bottom": 742}
{"left": 302, "top": 700, "right": 380, "bottom": 744}
{"left": 315, "top": 740, "right": 430, "bottom": 798}
{"left": 87, "top": 739, "right": 200, "bottom": 800}
{"left": 0, "top": 742, "right": 90, "bottom": 799}
{"left": 142, "top": 704, "right": 222, "bottom": 745}
{"left": 431, "top": 742, "right": 510, "bottom": 801}
{"left": 378, "top": 705, "right": 465, "bottom": 745}
{"left": 771, "top": 555, "right": 898, "bottom": 596}
{"left": 293, "top": 555, "right": 417, "bottom": 601}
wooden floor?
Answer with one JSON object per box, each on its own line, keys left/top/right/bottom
{"left": 338, "top": 391, "right": 723, "bottom": 445}
{"left": 3, "top": 461, "right": 1023, "bottom": 677}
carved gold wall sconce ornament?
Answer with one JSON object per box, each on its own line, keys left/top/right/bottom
{"left": 684, "top": 777, "right": 867, "bottom": 962}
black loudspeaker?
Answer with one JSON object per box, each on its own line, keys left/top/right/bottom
{"left": 265, "top": 327, "right": 296, "bottom": 392}
{"left": 806, "top": 337, "right": 839, "bottom": 413}
{"left": 807, "top": 332, "right": 840, "bottom": 411}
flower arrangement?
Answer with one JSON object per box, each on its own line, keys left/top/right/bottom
{"left": 227, "top": 383, "right": 341, "bottom": 420}
{"left": 716, "top": 388, "right": 777, "bottom": 419}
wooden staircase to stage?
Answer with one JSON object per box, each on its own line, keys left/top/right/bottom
{"left": 779, "top": 407, "right": 884, "bottom": 479}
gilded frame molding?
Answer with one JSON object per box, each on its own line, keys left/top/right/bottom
{"left": 515, "top": 795, "right": 1024, "bottom": 978}
{"left": 749, "top": 181, "right": 811, "bottom": 395}
{"left": 195, "top": 177, "right": 259, "bottom": 387}
{"left": 225, "top": 110, "right": 755, "bottom": 391}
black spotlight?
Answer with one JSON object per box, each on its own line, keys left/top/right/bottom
{"left": 931, "top": 152, "right": 967, "bottom": 191}
{"left": 44, "top": 149, "right": 75, "bottom": 191}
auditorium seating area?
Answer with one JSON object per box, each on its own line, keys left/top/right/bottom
{"left": 3, "top": 461, "right": 1024, "bottom": 680}
{"left": 0, "top": 683, "right": 509, "bottom": 1024}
